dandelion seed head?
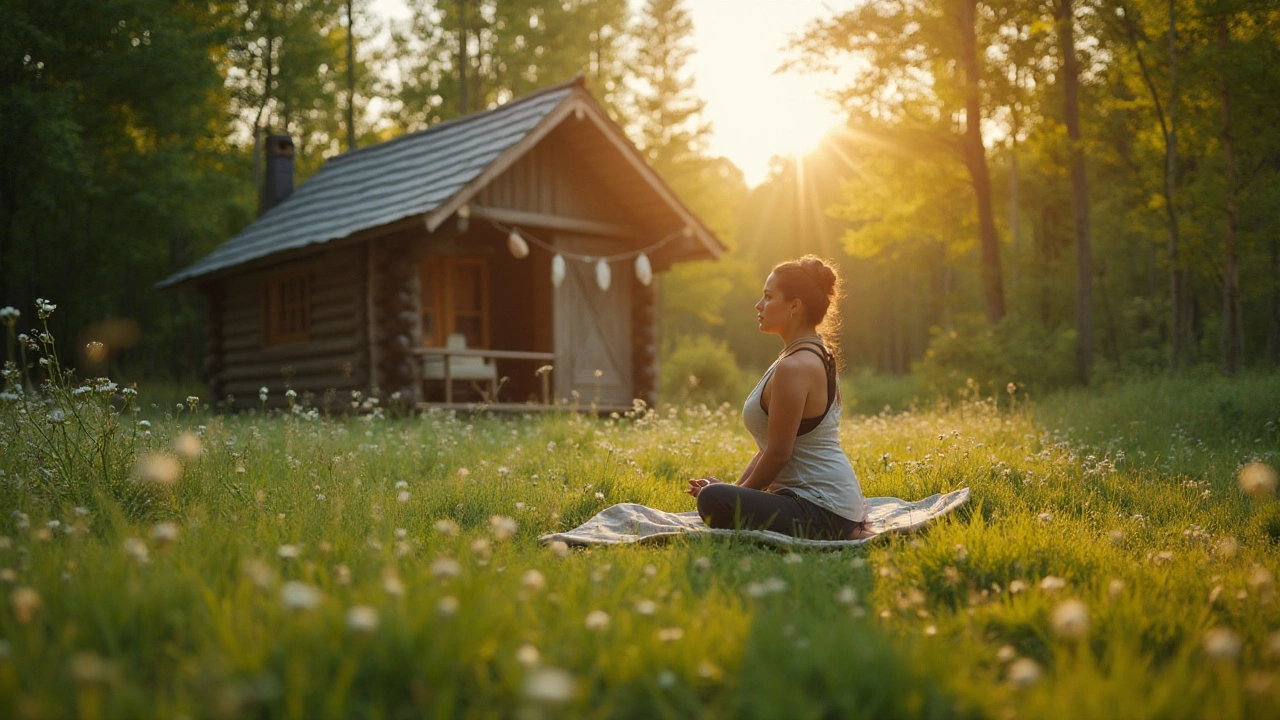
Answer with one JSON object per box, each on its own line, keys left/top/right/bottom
{"left": 549, "top": 540, "right": 570, "bottom": 558}
{"left": 1238, "top": 462, "right": 1278, "bottom": 498}
{"left": 1108, "top": 578, "right": 1125, "bottom": 600}
{"left": 996, "top": 645, "right": 1017, "bottom": 663}
{"left": 433, "top": 519, "right": 459, "bottom": 536}
{"left": 1008, "top": 580, "right": 1029, "bottom": 594}
{"left": 634, "top": 599, "right": 656, "bottom": 616}
{"left": 1051, "top": 599, "right": 1089, "bottom": 639}
{"left": 277, "top": 544, "right": 300, "bottom": 560}
{"left": 396, "top": 490, "right": 411, "bottom": 503}
{"left": 10, "top": 586, "right": 40, "bottom": 624}
{"left": 134, "top": 452, "right": 181, "bottom": 485}
{"left": 382, "top": 570, "right": 404, "bottom": 596}
{"left": 522, "top": 569, "right": 546, "bottom": 592}
{"left": 1215, "top": 536, "right": 1239, "bottom": 559}
{"left": 490, "top": 515, "right": 517, "bottom": 540}
{"left": 241, "top": 559, "right": 275, "bottom": 589}
{"left": 1203, "top": 627, "right": 1243, "bottom": 660}
{"left": 837, "top": 586, "right": 858, "bottom": 605}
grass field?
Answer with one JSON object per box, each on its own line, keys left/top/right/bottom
{"left": 2, "top": 351, "right": 1279, "bottom": 718}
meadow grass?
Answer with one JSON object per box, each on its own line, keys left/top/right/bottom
{"left": 0, "top": 365, "right": 1278, "bottom": 718}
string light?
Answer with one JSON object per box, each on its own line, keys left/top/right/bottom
{"left": 490, "top": 220, "right": 687, "bottom": 292}
{"left": 507, "top": 229, "right": 530, "bottom": 259}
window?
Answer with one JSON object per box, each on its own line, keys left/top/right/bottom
{"left": 421, "top": 257, "right": 489, "bottom": 348}
{"left": 262, "top": 271, "right": 312, "bottom": 345}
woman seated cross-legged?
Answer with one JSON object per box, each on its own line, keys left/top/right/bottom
{"left": 687, "top": 255, "right": 875, "bottom": 541}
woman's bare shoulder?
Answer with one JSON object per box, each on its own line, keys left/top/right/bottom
{"left": 774, "top": 350, "right": 827, "bottom": 381}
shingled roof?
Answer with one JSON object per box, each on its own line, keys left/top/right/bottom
{"left": 159, "top": 77, "right": 723, "bottom": 289}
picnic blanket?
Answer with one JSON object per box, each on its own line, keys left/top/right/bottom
{"left": 540, "top": 487, "right": 970, "bottom": 549}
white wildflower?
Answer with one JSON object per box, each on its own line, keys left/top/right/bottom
{"left": 490, "top": 515, "right": 517, "bottom": 541}
{"left": 277, "top": 544, "right": 300, "bottom": 560}
{"left": 150, "top": 522, "right": 180, "bottom": 547}
{"left": 346, "top": 605, "right": 379, "bottom": 634}
{"left": 437, "top": 595, "right": 459, "bottom": 617}
{"left": 523, "top": 666, "right": 576, "bottom": 704}
{"left": 1007, "top": 658, "right": 1041, "bottom": 686}
{"left": 1039, "top": 576, "right": 1066, "bottom": 592}
{"left": 548, "top": 540, "right": 570, "bottom": 558}
{"left": 433, "top": 519, "right": 460, "bottom": 536}
{"left": 522, "top": 569, "right": 546, "bottom": 592}
{"left": 584, "top": 610, "right": 610, "bottom": 630}
{"left": 516, "top": 644, "right": 540, "bottom": 668}
{"left": 280, "top": 581, "right": 322, "bottom": 611}
{"left": 634, "top": 599, "right": 657, "bottom": 616}
{"left": 122, "top": 538, "right": 149, "bottom": 563}
{"left": 431, "top": 556, "right": 461, "bottom": 580}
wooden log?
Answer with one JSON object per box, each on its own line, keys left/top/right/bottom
{"left": 222, "top": 335, "right": 360, "bottom": 365}
{"left": 219, "top": 354, "right": 362, "bottom": 382}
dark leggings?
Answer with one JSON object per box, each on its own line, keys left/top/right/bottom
{"left": 696, "top": 483, "right": 864, "bottom": 540}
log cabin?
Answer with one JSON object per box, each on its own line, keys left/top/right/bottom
{"left": 158, "top": 77, "right": 724, "bottom": 411}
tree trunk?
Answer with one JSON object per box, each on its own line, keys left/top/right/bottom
{"left": 253, "top": 30, "right": 275, "bottom": 202}
{"left": 1057, "top": 0, "right": 1094, "bottom": 383}
{"left": 1167, "top": 0, "right": 1190, "bottom": 370}
{"left": 1218, "top": 15, "right": 1242, "bottom": 375}
{"left": 1269, "top": 237, "right": 1279, "bottom": 368}
{"left": 458, "top": 0, "right": 468, "bottom": 115}
{"left": 960, "top": 0, "right": 1006, "bottom": 323}
{"left": 346, "top": 0, "right": 357, "bottom": 151}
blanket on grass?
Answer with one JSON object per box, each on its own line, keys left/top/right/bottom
{"left": 539, "top": 487, "right": 970, "bottom": 549}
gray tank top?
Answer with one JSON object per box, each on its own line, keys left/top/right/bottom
{"left": 743, "top": 343, "right": 868, "bottom": 523}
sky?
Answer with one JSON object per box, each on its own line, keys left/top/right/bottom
{"left": 369, "top": 0, "right": 854, "bottom": 188}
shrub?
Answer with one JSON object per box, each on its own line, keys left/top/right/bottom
{"left": 912, "top": 313, "right": 1077, "bottom": 399}
{"left": 659, "top": 334, "right": 745, "bottom": 406}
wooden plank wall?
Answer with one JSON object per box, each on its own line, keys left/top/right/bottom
{"left": 208, "top": 244, "right": 368, "bottom": 408}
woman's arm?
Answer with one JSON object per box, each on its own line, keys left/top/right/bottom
{"left": 736, "top": 360, "right": 808, "bottom": 491}
{"left": 735, "top": 451, "right": 762, "bottom": 485}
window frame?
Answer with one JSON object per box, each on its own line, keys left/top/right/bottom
{"left": 261, "top": 270, "right": 313, "bottom": 346}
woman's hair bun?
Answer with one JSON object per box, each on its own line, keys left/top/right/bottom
{"left": 801, "top": 257, "right": 837, "bottom": 297}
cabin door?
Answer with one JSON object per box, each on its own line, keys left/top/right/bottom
{"left": 553, "top": 238, "right": 632, "bottom": 406}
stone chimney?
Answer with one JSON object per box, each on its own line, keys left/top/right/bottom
{"left": 259, "top": 134, "right": 295, "bottom": 216}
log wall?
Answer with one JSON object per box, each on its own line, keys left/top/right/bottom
{"left": 207, "top": 245, "right": 368, "bottom": 409}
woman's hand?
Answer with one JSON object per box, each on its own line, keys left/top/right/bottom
{"left": 686, "top": 476, "right": 721, "bottom": 498}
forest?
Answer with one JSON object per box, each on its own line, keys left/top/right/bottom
{"left": 2, "top": 0, "right": 1278, "bottom": 401}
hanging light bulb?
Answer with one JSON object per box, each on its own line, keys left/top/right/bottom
{"left": 634, "top": 253, "right": 653, "bottom": 287}
{"left": 595, "top": 258, "right": 611, "bottom": 291}
{"left": 551, "top": 254, "right": 566, "bottom": 288}
{"left": 507, "top": 229, "right": 529, "bottom": 259}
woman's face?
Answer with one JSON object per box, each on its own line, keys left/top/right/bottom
{"left": 755, "top": 273, "right": 795, "bottom": 334}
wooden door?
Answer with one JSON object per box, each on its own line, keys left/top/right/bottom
{"left": 553, "top": 239, "right": 632, "bottom": 406}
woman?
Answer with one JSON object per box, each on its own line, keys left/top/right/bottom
{"left": 687, "top": 256, "right": 873, "bottom": 540}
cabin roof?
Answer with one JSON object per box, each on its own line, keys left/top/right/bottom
{"left": 159, "top": 77, "right": 724, "bottom": 289}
